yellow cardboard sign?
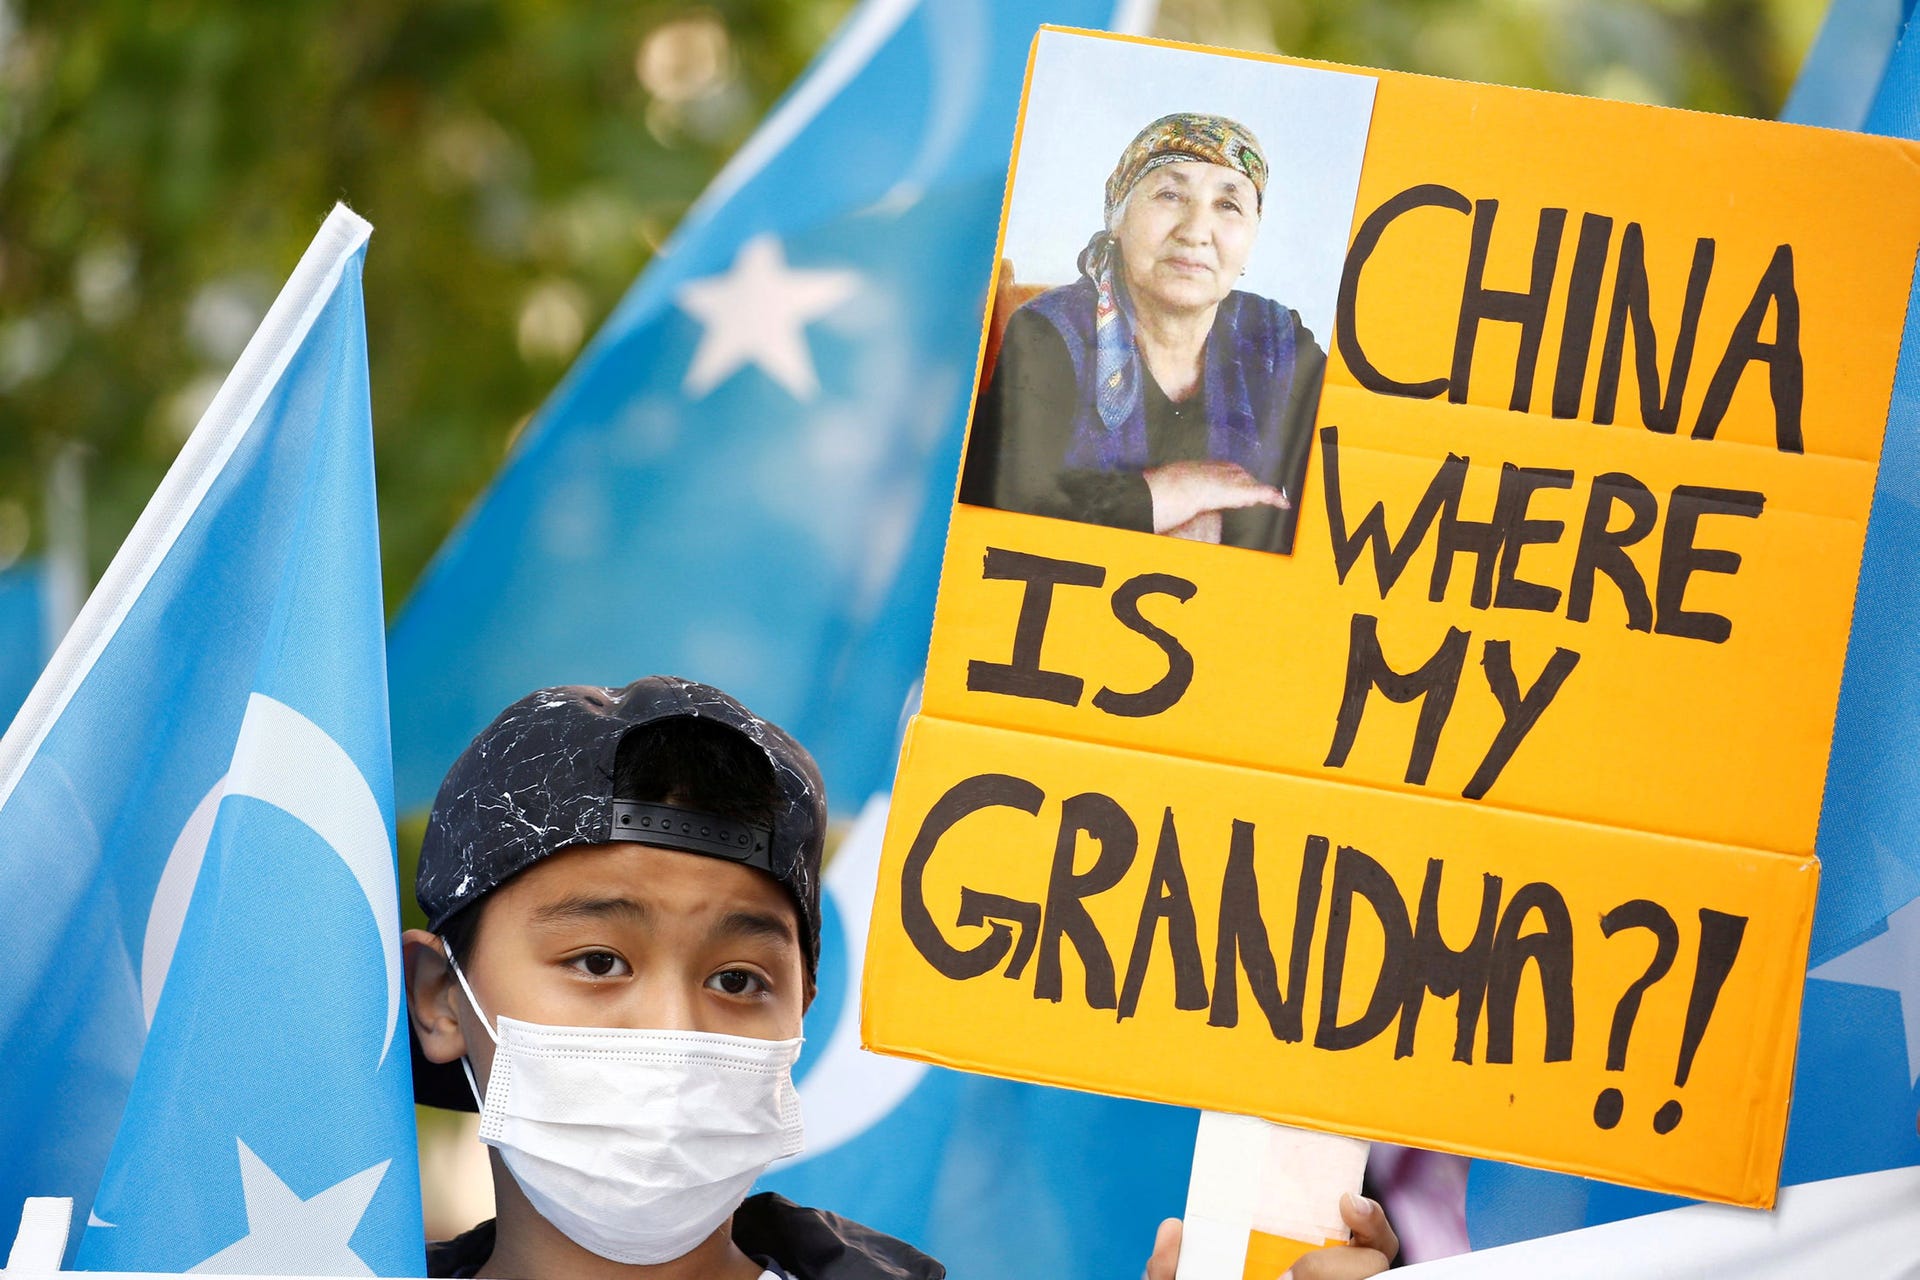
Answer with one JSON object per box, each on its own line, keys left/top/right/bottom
{"left": 869, "top": 716, "right": 1815, "bottom": 1204}
{"left": 862, "top": 28, "right": 1920, "bottom": 1207}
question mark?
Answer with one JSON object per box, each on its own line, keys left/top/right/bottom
{"left": 1594, "top": 899, "right": 1678, "bottom": 1130}
{"left": 1596, "top": 903, "right": 1752, "bottom": 1132}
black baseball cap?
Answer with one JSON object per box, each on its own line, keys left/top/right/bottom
{"left": 410, "top": 675, "right": 826, "bottom": 1109}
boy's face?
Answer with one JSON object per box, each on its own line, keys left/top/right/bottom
{"left": 405, "top": 840, "right": 807, "bottom": 1085}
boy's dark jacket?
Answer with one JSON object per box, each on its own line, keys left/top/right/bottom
{"left": 425, "top": 1193, "right": 945, "bottom": 1279}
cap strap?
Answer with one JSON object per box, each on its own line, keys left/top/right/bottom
{"left": 610, "top": 800, "right": 775, "bottom": 872}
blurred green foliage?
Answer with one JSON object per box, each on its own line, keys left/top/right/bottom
{"left": 0, "top": 0, "right": 1825, "bottom": 608}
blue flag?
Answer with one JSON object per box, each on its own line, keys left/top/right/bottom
{"left": 0, "top": 205, "right": 425, "bottom": 1274}
{"left": 1780, "top": 0, "right": 1908, "bottom": 129}
{"left": 386, "top": 0, "right": 1148, "bottom": 818}
{"left": 0, "top": 560, "right": 51, "bottom": 732}
{"left": 1468, "top": 18, "right": 1920, "bottom": 1246}
{"left": 387, "top": 6, "right": 1189, "bottom": 1267}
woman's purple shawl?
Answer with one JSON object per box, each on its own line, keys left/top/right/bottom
{"left": 1023, "top": 275, "right": 1299, "bottom": 480}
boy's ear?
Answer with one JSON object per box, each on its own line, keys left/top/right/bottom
{"left": 402, "top": 928, "right": 469, "bottom": 1065}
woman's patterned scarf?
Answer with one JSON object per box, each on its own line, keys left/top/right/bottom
{"left": 1103, "top": 112, "right": 1268, "bottom": 222}
{"left": 1033, "top": 267, "right": 1297, "bottom": 481}
{"left": 1081, "top": 231, "right": 1141, "bottom": 446}
{"left": 1071, "top": 112, "right": 1274, "bottom": 463}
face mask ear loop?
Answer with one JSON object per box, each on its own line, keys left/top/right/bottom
{"left": 439, "top": 937, "right": 499, "bottom": 1111}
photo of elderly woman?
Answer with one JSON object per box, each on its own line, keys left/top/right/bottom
{"left": 956, "top": 39, "right": 1375, "bottom": 559}
{"left": 961, "top": 113, "right": 1322, "bottom": 554}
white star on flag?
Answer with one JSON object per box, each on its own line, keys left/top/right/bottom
{"left": 676, "top": 233, "right": 861, "bottom": 400}
{"left": 189, "top": 1139, "right": 389, "bottom": 1276}
{"left": 1809, "top": 895, "right": 1920, "bottom": 1087}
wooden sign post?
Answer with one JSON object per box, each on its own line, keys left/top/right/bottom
{"left": 1177, "top": 1116, "right": 1368, "bottom": 1279}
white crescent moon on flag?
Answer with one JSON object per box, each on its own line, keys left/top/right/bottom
{"left": 142, "top": 693, "right": 402, "bottom": 1064}
{"left": 142, "top": 775, "right": 227, "bottom": 1028}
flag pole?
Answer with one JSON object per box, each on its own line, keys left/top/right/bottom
{"left": 43, "top": 441, "right": 86, "bottom": 651}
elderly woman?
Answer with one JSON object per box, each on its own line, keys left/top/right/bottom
{"left": 961, "top": 112, "right": 1325, "bottom": 554}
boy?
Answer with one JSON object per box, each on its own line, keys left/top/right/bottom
{"left": 403, "top": 676, "right": 942, "bottom": 1279}
{"left": 403, "top": 676, "right": 1396, "bottom": 1279}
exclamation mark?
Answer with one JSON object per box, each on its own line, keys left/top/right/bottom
{"left": 1653, "top": 909, "right": 1748, "bottom": 1135}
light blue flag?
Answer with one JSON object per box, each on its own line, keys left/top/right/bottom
{"left": 1469, "top": 20, "right": 1920, "bottom": 1246}
{"left": 383, "top": 2, "right": 1200, "bottom": 1273}
{"left": 0, "top": 560, "right": 51, "bottom": 731}
{"left": 0, "top": 205, "right": 424, "bottom": 1274}
{"left": 386, "top": 0, "right": 1150, "bottom": 818}
{"left": 1780, "top": 0, "right": 1909, "bottom": 129}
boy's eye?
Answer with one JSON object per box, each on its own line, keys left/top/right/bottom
{"left": 707, "top": 968, "right": 767, "bottom": 998}
{"left": 568, "top": 950, "right": 629, "bottom": 978}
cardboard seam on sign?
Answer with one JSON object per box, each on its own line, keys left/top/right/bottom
{"left": 911, "top": 695, "right": 1830, "bottom": 865}
{"left": 1314, "top": 358, "right": 1900, "bottom": 474}
{"left": 1310, "top": 391, "right": 1883, "bottom": 491}
{"left": 1316, "top": 382, "right": 1892, "bottom": 471}
{"left": 902, "top": 709, "right": 1823, "bottom": 864}
{"left": 1303, "top": 438, "right": 1876, "bottom": 527}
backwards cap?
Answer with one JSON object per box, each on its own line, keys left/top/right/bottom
{"left": 411, "top": 675, "right": 826, "bottom": 1110}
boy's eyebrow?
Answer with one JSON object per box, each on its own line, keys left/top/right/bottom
{"left": 713, "top": 909, "right": 797, "bottom": 950}
{"left": 527, "top": 893, "right": 651, "bottom": 929}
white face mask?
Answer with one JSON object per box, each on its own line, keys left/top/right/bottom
{"left": 442, "top": 942, "right": 805, "bottom": 1265}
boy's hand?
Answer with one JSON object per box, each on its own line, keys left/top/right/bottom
{"left": 1143, "top": 1194, "right": 1400, "bottom": 1280}
{"left": 1145, "top": 1218, "right": 1181, "bottom": 1280}
{"left": 1289, "top": 1194, "right": 1399, "bottom": 1278}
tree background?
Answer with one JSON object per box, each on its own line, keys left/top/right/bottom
{"left": 0, "top": 0, "right": 1825, "bottom": 607}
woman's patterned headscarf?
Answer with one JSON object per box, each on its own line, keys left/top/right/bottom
{"left": 1077, "top": 112, "right": 1269, "bottom": 444}
{"left": 1104, "top": 112, "right": 1268, "bottom": 223}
